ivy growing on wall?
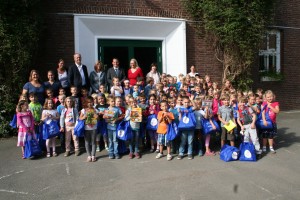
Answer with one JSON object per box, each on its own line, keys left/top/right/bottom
{"left": 183, "top": 0, "right": 277, "bottom": 90}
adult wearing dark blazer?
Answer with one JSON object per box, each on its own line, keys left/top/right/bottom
{"left": 106, "top": 58, "right": 126, "bottom": 90}
{"left": 89, "top": 60, "right": 106, "bottom": 93}
{"left": 68, "top": 53, "right": 90, "bottom": 92}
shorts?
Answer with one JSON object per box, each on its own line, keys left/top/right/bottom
{"left": 261, "top": 123, "right": 277, "bottom": 139}
{"left": 221, "top": 127, "right": 235, "bottom": 141}
{"left": 157, "top": 134, "right": 170, "bottom": 146}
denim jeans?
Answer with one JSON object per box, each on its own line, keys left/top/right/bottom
{"left": 179, "top": 130, "right": 194, "bottom": 155}
{"left": 107, "top": 129, "right": 119, "bottom": 156}
{"left": 129, "top": 130, "right": 140, "bottom": 153}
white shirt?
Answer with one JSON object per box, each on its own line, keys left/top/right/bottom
{"left": 76, "top": 63, "right": 86, "bottom": 85}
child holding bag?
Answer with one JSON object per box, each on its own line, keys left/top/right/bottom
{"left": 41, "top": 98, "right": 60, "bottom": 157}
{"left": 60, "top": 96, "right": 79, "bottom": 157}
{"left": 177, "top": 96, "right": 197, "bottom": 160}
{"left": 16, "top": 100, "right": 36, "bottom": 159}
{"left": 156, "top": 100, "right": 174, "bottom": 160}
{"left": 261, "top": 90, "right": 280, "bottom": 154}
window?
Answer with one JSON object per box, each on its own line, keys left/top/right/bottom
{"left": 259, "top": 30, "right": 281, "bottom": 73}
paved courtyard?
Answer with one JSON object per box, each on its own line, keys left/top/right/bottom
{"left": 0, "top": 111, "right": 300, "bottom": 200}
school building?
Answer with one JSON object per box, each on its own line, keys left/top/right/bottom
{"left": 41, "top": 0, "right": 300, "bottom": 110}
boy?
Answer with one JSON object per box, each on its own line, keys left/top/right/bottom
{"left": 177, "top": 96, "right": 197, "bottom": 160}
{"left": 218, "top": 94, "right": 236, "bottom": 147}
{"left": 168, "top": 97, "right": 179, "bottom": 154}
{"left": 236, "top": 98, "right": 262, "bottom": 154}
{"left": 156, "top": 100, "right": 174, "bottom": 160}
{"left": 70, "top": 86, "right": 81, "bottom": 111}
{"left": 57, "top": 94, "right": 66, "bottom": 151}
{"left": 110, "top": 77, "right": 123, "bottom": 97}
{"left": 144, "top": 77, "right": 155, "bottom": 99}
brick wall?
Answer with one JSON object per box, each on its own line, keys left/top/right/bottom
{"left": 40, "top": 0, "right": 300, "bottom": 110}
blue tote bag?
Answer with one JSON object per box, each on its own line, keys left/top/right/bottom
{"left": 74, "top": 120, "right": 85, "bottom": 137}
{"left": 220, "top": 144, "right": 239, "bottom": 162}
{"left": 42, "top": 121, "right": 60, "bottom": 140}
{"left": 24, "top": 135, "right": 42, "bottom": 158}
{"left": 117, "top": 120, "right": 132, "bottom": 141}
{"left": 201, "top": 118, "right": 220, "bottom": 135}
{"left": 166, "top": 122, "right": 179, "bottom": 141}
{"left": 178, "top": 112, "right": 196, "bottom": 131}
{"left": 146, "top": 114, "right": 158, "bottom": 131}
{"left": 239, "top": 142, "right": 256, "bottom": 162}
{"left": 9, "top": 114, "right": 17, "bottom": 128}
{"left": 256, "top": 105, "right": 273, "bottom": 130}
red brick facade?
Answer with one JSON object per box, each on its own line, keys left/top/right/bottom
{"left": 40, "top": 0, "right": 300, "bottom": 110}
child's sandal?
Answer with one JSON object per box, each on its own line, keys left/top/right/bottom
{"left": 91, "top": 156, "right": 97, "bottom": 162}
{"left": 46, "top": 152, "right": 51, "bottom": 158}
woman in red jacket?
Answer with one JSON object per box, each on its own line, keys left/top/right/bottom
{"left": 128, "top": 58, "right": 144, "bottom": 87}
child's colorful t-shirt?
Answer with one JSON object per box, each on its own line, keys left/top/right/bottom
{"left": 262, "top": 101, "right": 279, "bottom": 123}
{"left": 169, "top": 108, "right": 179, "bottom": 124}
{"left": 105, "top": 107, "right": 122, "bottom": 130}
{"left": 157, "top": 111, "right": 174, "bottom": 134}
{"left": 237, "top": 107, "right": 254, "bottom": 125}
{"left": 65, "top": 108, "right": 75, "bottom": 126}
{"left": 29, "top": 102, "right": 43, "bottom": 123}
{"left": 81, "top": 108, "right": 98, "bottom": 130}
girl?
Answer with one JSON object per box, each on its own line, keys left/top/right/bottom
{"left": 16, "top": 100, "right": 35, "bottom": 159}
{"left": 193, "top": 97, "right": 206, "bottom": 156}
{"left": 147, "top": 94, "right": 160, "bottom": 153}
{"left": 123, "top": 80, "right": 131, "bottom": 97}
{"left": 98, "top": 84, "right": 109, "bottom": 99}
{"left": 95, "top": 94, "right": 109, "bottom": 152}
{"left": 41, "top": 98, "right": 60, "bottom": 157}
{"left": 261, "top": 90, "right": 280, "bottom": 154}
{"left": 110, "top": 77, "right": 123, "bottom": 97}
{"left": 79, "top": 96, "right": 98, "bottom": 162}
{"left": 60, "top": 96, "right": 80, "bottom": 157}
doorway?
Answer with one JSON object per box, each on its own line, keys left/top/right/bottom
{"left": 98, "top": 40, "right": 162, "bottom": 76}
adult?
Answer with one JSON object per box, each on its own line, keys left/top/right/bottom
{"left": 22, "top": 70, "right": 45, "bottom": 104}
{"left": 44, "top": 70, "right": 61, "bottom": 97}
{"left": 106, "top": 58, "right": 126, "bottom": 90}
{"left": 146, "top": 63, "right": 161, "bottom": 85}
{"left": 89, "top": 60, "right": 106, "bottom": 93}
{"left": 56, "top": 59, "right": 70, "bottom": 93}
{"left": 188, "top": 65, "right": 199, "bottom": 77}
{"left": 127, "top": 58, "right": 144, "bottom": 86}
{"left": 68, "top": 53, "right": 90, "bottom": 92}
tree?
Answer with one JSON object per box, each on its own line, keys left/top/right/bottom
{"left": 184, "top": 0, "right": 277, "bottom": 89}
{"left": 0, "top": 0, "right": 43, "bottom": 136}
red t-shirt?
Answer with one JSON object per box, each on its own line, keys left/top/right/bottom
{"left": 128, "top": 67, "right": 143, "bottom": 86}
{"left": 262, "top": 101, "right": 279, "bottom": 123}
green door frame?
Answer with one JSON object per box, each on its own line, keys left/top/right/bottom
{"left": 98, "top": 39, "right": 162, "bottom": 73}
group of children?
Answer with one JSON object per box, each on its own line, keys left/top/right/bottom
{"left": 16, "top": 72, "right": 280, "bottom": 162}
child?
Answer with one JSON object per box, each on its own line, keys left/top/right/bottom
{"left": 41, "top": 98, "right": 60, "bottom": 157}
{"left": 168, "top": 97, "right": 179, "bottom": 154}
{"left": 177, "top": 96, "right": 197, "bottom": 160}
{"left": 132, "top": 85, "right": 139, "bottom": 99}
{"left": 218, "top": 94, "right": 236, "bottom": 147}
{"left": 125, "top": 98, "right": 142, "bottom": 159}
{"left": 236, "top": 98, "right": 262, "bottom": 154}
{"left": 261, "top": 90, "right": 280, "bottom": 154}
{"left": 28, "top": 92, "right": 43, "bottom": 141}
{"left": 80, "top": 87, "right": 89, "bottom": 108}
{"left": 193, "top": 97, "right": 206, "bottom": 156}
{"left": 79, "top": 96, "right": 98, "bottom": 162}
{"left": 56, "top": 94, "right": 66, "bottom": 151}
{"left": 248, "top": 94, "right": 260, "bottom": 115}
{"left": 147, "top": 94, "right": 160, "bottom": 153}
{"left": 95, "top": 94, "right": 109, "bottom": 151}
{"left": 202, "top": 102, "right": 217, "bottom": 156}
{"left": 60, "top": 96, "right": 80, "bottom": 157}
{"left": 70, "top": 86, "right": 80, "bottom": 111}
{"left": 45, "top": 88, "right": 56, "bottom": 104}
{"left": 103, "top": 96, "right": 123, "bottom": 159}
{"left": 161, "top": 78, "right": 169, "bottom": 93}
{"left": 110, "top": 77, "right": 123, "bottom": 97}
{"left": 136, "top": 76, "right": 144, "bottom": 94}
{"left": 16, "top": 100, "right": 35, "bottom": 159}
{"left": 144, "top": 77, "right": 155, "bottom": 99}
{"left": 123, "top": 80, "right": 131, "bottom": 97}
{"left": 138, "top": 94, "right": 148, "bottom": 149}
{"left": 156, "top": 100, "right": 174, "bottom": 160}
{"left": 98, "top": 84, "right": 109, "bottom": 99}
{"left": 91, "top": 93, "right": 98, "bottom": 107}
{"left": 124, "top": 94, "right": 133, "bottom": 109}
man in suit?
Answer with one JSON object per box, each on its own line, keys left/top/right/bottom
{"left": 106, "top": 58, "right": 126, "bottom": 90}
{"left": 68, "top": 53, "right": 90, "bottom": 92}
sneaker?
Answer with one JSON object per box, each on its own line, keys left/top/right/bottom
{"left": 135, "top": 152, "right": 141, "bottom": 159}
{"left": 155, "top": 149, "right": 160, "bottom": 153}
{"left": 53, "top": 152, "right": 58, "bottom": 157}
{"left": 262, "top": 147, "right": 267, "bottom": 153}
{"left": 75, "top": 151, "right": 80, "bottom": 156}
{"left": 177, "top": 155, "right": 183, "bottom": 160}
{"left": 256, "top": 149, "right": 262, "bottom": 155}
{"left": 149, "top": 148, "right": 155, "bottom": 153}
{"left": 96, "top": 146, "right": 100, "bottom": 152}
{"left": 167, "top": 154, "right": 173, "bottom": 161}
{"left": 105, "top": 146, "right": 109, "bottom": 151}
{"left": 188, "top": 154, "right": 193, "bottom": 160}
{"left": 128, "top": 153, "right": 133, "bottom": 159}
{"left": 270, "top": 147, "right": 276, "bottom": 154}
{"left": 198, "top": 150, "right": 204, "bottom": 157}
{"left": 115, "top": 154, "right": 120, "bottom": 159}
{"left": 46, "top": 152, "right": 51, "bottom": 158}
{"left": 109, "top": 154, "right": 115, "bottom": 159}
{"left": 156, "top": 153, "right": 163, "bottom": 159}
{"left": 64, "top": 151, "right": 70, "bottom": 157}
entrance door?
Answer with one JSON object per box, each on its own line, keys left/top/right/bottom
{"left": 98, "top": 40, "right": 162, "bottom": 76}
